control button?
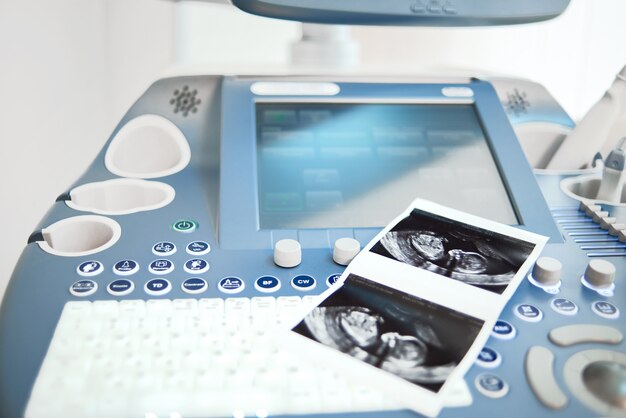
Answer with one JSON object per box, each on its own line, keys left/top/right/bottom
{"left": 77, "top": 260, "right": 103, "bottom": 277}
{"left": 591, "top": 210, "right": 609, "bottom": 223}
{"left": 476, "top": 347, "right": 501, "bottom": 369}
{"left": 107, "top": 279, "right": 134, "bottom": 296}
{"left": 427, "top": 2, "right": 443, "bottom": 14}
{"left": 443, "top": 3, "right": 457, "bottom": 15}
{"left": 326, "top": 273, "right": 341, "bottom": 287}
{"left": 608, "top": 223, "right": 625, "bottom": 236}
{"left": 218, "top": 277, "right": 245, "bottom": 294}
{"left": 181, "top": 277, "right": 208, "bottom": 294}
{"left": 592, "top": 301, "right": 620, "bottom": 319}
{"left": 173, "top": 219, "right": 197, "bottom": 233}
{"left": 291, "top": 274, "right": 316, "bottom": 291}
{"left": 149, "top": 259, "right": 174, "bottom": 275}
{"left": 69, "top": 280, "right": 97, "bottom": 297}
{"left": 410, "top": 1, "right": 426, "bottom": 13}
{"left": 113, "top": 259, "right": 139, "bottom": 276}
{"left": 530, "top": 257, "right": 562, "bottom": 287}
{"left": 475, "top": 374, "right": 509, "bottom": 398}
{"left": 549, "top": 324, "right": 623, "bottom": 347}
{"left": 184, "top": 259, "right": 209, "bottom": 274}
{"left": 152, "top": 241, "right": 176, "bottom": 256}
{"left": 492, "top": 320, "right": 516, "bottom": 340}
{"left": 333, "top": 238, "right": 360, "bottom": 265}
{"left": 583, "top": 259, "right": 616, "bottom": 288}
{"left": 254, "top": 276, "right": 281, "bottom": 293}
{"left": 441, "top": 87, "right": 474, "bottom": 98}
{"left": 186, "top": 241, "right": 210, "bottom": 255}
{"left": 145, "top": 278, "right": 171, "bottom": 296}
{"left": 600, "top": 216, "right": 617, "bottom": 230}
{"left": 274, "top": 239, "right": 301, "bottom": 268}
{"left": 525, "top": 346, "right": 568, "bottom": 410}
{"left": 514, "top": 304, "right": 543, "bottom": 322}
{"left": 550, "top": 298, "right": 578, "bottom": 316}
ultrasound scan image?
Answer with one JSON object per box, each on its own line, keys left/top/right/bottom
{"left": 293, "top": 274, "right": 483, "bottom": 393}
{"left": 370, "top": 209, "right": 536, "bottom": 294}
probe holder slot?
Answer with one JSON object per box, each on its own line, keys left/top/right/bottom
{"left": 105, "top": 114, "right": 191, "bottom": 179}
{"left": 37, "top": 215, "right": 121, "bottom": 257}
{"left": 66, "top": 178, "right": 175, "bottom": 215}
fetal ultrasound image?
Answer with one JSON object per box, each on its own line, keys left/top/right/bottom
{"left": 370, "top": 209, "right": 536, "bottom": 294}
{"left": 293, "top": 274, "right": 483, "bottom": 393}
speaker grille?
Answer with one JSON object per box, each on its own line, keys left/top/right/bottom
{"left": 170, "top": 85, "right": 201, "bottom": 117}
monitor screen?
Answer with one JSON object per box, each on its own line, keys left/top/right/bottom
{"left": 256, "top": 102, "right": 519, "bottom": 230}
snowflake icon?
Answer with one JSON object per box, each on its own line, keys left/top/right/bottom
{"left": 170, "top": 85, "right": 201, "bottom": 117}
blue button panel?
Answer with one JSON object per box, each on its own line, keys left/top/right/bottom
{"left": 218, "top": 277, "right": 245, "bottom": 294}
{"left": 145, "top": 278, "right": 171, "bottom": 296}
{"left": 69, "top": 280, "right": 97, "bottom": 297}
{"left": 592, "top": 301, "right": 619, "bottom": 319}
{"left": 186, "top": 241, "right": 210, "bottom": 255}
{"left": 107, "top": 279, "right": 134, "bottom": 296}
{"left": 184, "top": 259, "right": 209, "bottom": 274}
{"left": 476, "top": 347, "right": 502, "bottom": 369}
{"left": 475, "top": 373, "right": 509, "bottom": 398}
{"left": 152, "top": 241, "right": 176, "bottom": 256}
{"left": 113, "top": 259, "right": 139, "bottom": 276}
{"left": 181, "top": 278, "right": 208, "bottom": 294}
{"left": 76, "top": 260, "right": 103, "bottom": 277}
{"left": 514, "top": 304, "right": 543, "bottom": 322}
{"left": 149, "top": 259, "right": 174, "bottom": 275}
{"left": 491, "top": 320, "right": 516, "bottom": 340}
{"left": 255, "top": 276, "right": 281, "bottom": 293}
{"left": 291, "top": 275, "right": 316, "bottom": 291}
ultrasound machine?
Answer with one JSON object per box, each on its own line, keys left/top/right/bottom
{"left": 2, "top": 1, "right": 626, "bottom": 417}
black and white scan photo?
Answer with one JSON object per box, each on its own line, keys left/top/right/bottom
{"left": 293, "top": 274, "right": 484, "bottom": 393}
{"left": 370, "top": 208, "right": 537, "bottom": 294}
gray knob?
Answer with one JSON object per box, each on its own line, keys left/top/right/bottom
{"left": 532, "top": 257, "right": 562, "bottom": 286}
{"left": 584, "top": 259, "right": 616, "bottom": 288}
{"left": 333, "top": 238, "right": 360, "bottom": 265}
{"left": 274, "top": 239, "right": 302, "bottom": 268}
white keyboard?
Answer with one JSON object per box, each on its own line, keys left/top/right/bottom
{"left": 25, "top": 297, "right": 400, "bottom": 418}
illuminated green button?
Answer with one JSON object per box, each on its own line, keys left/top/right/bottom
{"left": 173, "top": 219, "right": 197, "bottom": 233}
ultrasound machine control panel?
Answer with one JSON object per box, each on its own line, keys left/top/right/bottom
{"left": 1, "top": 75, "right": 625, "bottom": 418}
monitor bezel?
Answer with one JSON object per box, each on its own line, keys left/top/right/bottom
{"left": 218, "top": 78, "right": 561, "bottom": 249}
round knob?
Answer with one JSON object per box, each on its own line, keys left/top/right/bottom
{"left": 584, "top": 259, "right": 616, "bottom": 288}
{"left": 531, "top": 257, "right": 562, "bottom": 286}
{"left": 333, "top": 238, "right": 361, "bottom": 265}
{"left": 274, "top": 239, "right": 301, "bottom": 268}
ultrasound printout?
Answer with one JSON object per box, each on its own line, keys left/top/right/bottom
{"left": 293, "top": 274, "right": 483, "bottom": 394}
{"left": 371, "top": 208, "right": 536, "bottom": 294}
{"left": 285, "top": 198, "right": 547, "bottom": 417}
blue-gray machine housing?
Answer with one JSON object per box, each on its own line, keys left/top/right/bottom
{"left": 1, "top": 74, "right": 625, "bottom": 418}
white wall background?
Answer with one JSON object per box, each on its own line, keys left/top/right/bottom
{"left": 1, "top": 0, "right": 626, "bottom": 303}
